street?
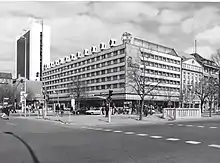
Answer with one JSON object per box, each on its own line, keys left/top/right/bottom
{"left": 0, "top": 117, "right": 220, "bottom": 163}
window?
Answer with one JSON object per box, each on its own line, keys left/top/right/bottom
{"left": 113, "top": 84, "right": 117, "bottom": 88}
{"left": 96, "top": 64, "right": 100, "bottom": 68}
{"left": 107, "top": 77, "right": 111, "bottom": 81}
{"left": 96, "top": 78, "right": 100, "bottom": 83}
{"left": 96, "top": 71, "right": 100, "bottom": 75}
{"left": 113, "top": 51, "right": 117, "bottom": 56}
{"left": 91, "top": 72, "right": 95, "bottom": 76}
{"left": 101, "top": 70, "right": 105, "bottom": 75}
{"left": 120, "top": 49, "right": 124, "bottom": 54}
{"left": 113, "top": 67, "right": 118, "bottom": 72}
{"left": 91, "top": 65, "right": 95, "bottom": 69}
{"left": 113, "top": 59, "right": 118, "bottom": 64}
{"left": 101, "top": 62, "right": 105, "bottom": 67}
{"left": 113, "top": 75, "right": 117, "bottom": 80}
{"left": 91, "top": 58, "right": 95, "bottom": 62}
{"left": 107, "top": 53, "right": 111, "bottom": 58}
{"left": 120, "top": 66, "right": 125, "bottom": 71}
{"left": 120, "top": 74, "right": 125, "bottom": 79}
{"left": 107, "top": 69, "right": 111, "bottom": 73}
{"left": 119, "top": 83, "right": 125, "bottom": 88}
{"left": 101, "top": 55, "right": 106, "bottom": 59}
{"left": 155, "top": 55, "right": 158, "bottom": 60}
{"left": 101, "top": 85, "right": 105, "bottom": 89}
{"left": 107, "top": 61, "right": 111, "bottom": 65}
{"left": 101, "top": 78, "right": 105, "bottom": 82}
{"left": 120, "top": 57, "right": 125, "bottom": 63}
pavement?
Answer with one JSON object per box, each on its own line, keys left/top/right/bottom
{"left": 0, "top": 116, "right": 220, "bottom": 163}
{"left": 12, "top": 111, "right": 220, "bottom": 128}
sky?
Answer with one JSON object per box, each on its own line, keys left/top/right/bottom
{"left": 1, "top": 1, "right": 220, "bottom": 76}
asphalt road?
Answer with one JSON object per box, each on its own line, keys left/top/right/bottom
{"left": 0, "top": 118, "right": 220, "bottom": 163}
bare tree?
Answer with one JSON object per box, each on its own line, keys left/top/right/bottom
{"left": 127, "top": 49, "right": 161, "bottom": 120}
{"left": 69, "top": 76, "right": 87, "bottom": 110}
{"left": 211, "top": 50, "right": 220, "bottom": 111}
{"left": 194, "top": 77, "right": 211, "bottom": 113}
{"left": 206, "top": 77, "right": 218, "bottom": 117}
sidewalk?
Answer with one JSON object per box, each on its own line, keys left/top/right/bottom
{"left": 14, "top": 113, "right": 220, "bottom": 128}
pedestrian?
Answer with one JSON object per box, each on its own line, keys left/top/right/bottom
{"left": 1, "top": 106, "right": 10, "bottom": 120}
{"left": 60, "top": 105, "right": 64, "bottom": 117}
{"left": 55, "top": 104, "right": 60, "bottom": 120}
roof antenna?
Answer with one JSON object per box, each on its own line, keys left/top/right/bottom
{"left": 194, "top": 40, "right": 197, "bottom": 54}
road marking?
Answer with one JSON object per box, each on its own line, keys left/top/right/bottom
{"left": 208, "top": 144, "right": 220, "bottom": 149}
{"left": 150, "top": 136, "right": 163, "bottom": 139}
{"left": 137, "top": 134, "right": 148, "bottom": 136}
{"left": 197, "top": 126, "right": 204, "bottom": 128}
{"left": 124, "top": 132, "right": 135, "bottom": 135}
{"left": 104, "top": 129, "right": 112, "bottom": 132}
{"left": 93, "top": 128, "right": 103, "bottom": 131}
{"left": 210, "top": 127, "right": 218, "bottom": 129}
{"left": 166, "top": 138, "right": 180, "bottom": 141}
{"left": 185, "top": 141, "right": 201, "bottom": 145}
{"left": 6, "top": 122, "right": 17, "bottom": 126}
{"left": 113, "top": 130, "right": 123, "bottom": 133}
{"left": 177, "top": 124, "right": 184, "bottom": 126}
{"left": 168, "top": 124, "right": 174, "bottom": 126}
{"left": 186, "top": 125, "right": 193, "bottom": 127}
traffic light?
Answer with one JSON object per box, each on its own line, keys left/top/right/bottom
{"left": 109, "top": 90, "right": 113, "bottom": 97}
{"left": 36, "top": 72, "right": 39, "bottom": 77}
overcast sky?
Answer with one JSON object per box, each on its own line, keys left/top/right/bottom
{"left": 0, "top": 1, "right": 220, "bottom": 75}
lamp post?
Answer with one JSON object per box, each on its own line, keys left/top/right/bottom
{"left": 20, "top": 36, "right": 27, "bottom": 117}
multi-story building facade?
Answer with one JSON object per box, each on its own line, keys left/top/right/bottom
{"left": 42, "top": 32, "right": 181, "bottom": 107}
{"left": 179, "top": 52, "right": 203, "bottom": 108}
{"left": 15, "top": 21, "right": 51, "bottom": 81}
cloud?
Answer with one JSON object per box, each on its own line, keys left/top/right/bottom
{"left": 157, "top": 9, "right": 188, "bottom": 24}
{"left": 90, "top": 2, "right": 159, "bottom": 24}
{"left": 181, "top": 7, "right": 220, "bottom": 34}
{"left": 196, "top": 26, "right": 220, "bottom": 44}
{"left": 184, "top": 46, "right": 215, "bottom": 59}
{"left": 158, "top": 25, "right": 175, "bottom": 35}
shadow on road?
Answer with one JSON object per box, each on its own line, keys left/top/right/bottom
{"left": 3, "top": 132, "right": 40, "bottom": 163}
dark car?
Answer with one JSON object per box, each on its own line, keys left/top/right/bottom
{"left": 72, "top": 108, "right": 87, "bottom": 115}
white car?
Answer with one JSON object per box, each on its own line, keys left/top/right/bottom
{"left": 86, "top": 108, "right": 101, "bottom": 115}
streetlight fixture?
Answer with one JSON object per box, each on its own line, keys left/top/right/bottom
{"left": 20, "top": 35, "right": 27, "bottom": 117}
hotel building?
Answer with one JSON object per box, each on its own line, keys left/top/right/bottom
{"left": 42, "top": 32, "right": 181, "bottom": 107}
{"left": 15, "top": 21, "right": 51, "bottom": 81}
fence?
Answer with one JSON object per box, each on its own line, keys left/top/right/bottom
{"left": 163, "top": 108, "right": 201, "bottom": 120}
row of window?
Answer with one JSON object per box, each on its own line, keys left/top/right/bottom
{"left": 143, "top": 61, "right": 180, "bottom": 72}
{"left": 145, "top": 77, "right": 180, "bottom": 85}
{"left": 44, "top": 74, "right": 125, "bottom": 87}
{"left": 143, "top": 69, "right": 180, "bottom": 78}
{"left": 43, "top": 49, "right": 125, "bottom": 75}
{"left": 141, "top": 52, "right": 180, "bottom": 65}
{"left": 182, "top": 63, "right": 202, "bottom": 72}
{"left": 43, "top": 66, "right": 125, "bottom": 81}
{"left": 46, "top": 83, "right": 125, "bottom": 94}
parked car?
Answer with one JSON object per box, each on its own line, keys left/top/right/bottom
{"left": 86, "top": 108, "right": 101, "bottom": 115}
{"left": 72, "top": 108, "right": 87, "bottom": 115}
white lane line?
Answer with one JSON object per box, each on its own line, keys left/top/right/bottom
{"left": 113, "top": 130, "right": 123, "bottom": 133}
{"left": 104, "top": 129, "right": 112, "bottom": 132}
{"left": 150, "top": 136, "right": 163, "bottom": 139}
{"left": 185, "top": 141, "right": 201, "bottom": 145}
{"left": 136, "top": 134, "right": 148, "bottom": 136}
{"left": 197, "top": 126, "right": 204, "bottom": 128}
{"left": 94, "top": 128, "right": 103, "bottom": 130}
{"left": 124, "top": 132, "right": 135, "bottom": 135}
{"left": 166, "top": 138, "right": 180, "bottom": 141}
{"left": 6, "top": 122, "right": 17, "bottom": 126}
{"left": 168, "top": 124, "right": 174, "bottom": 126}
{"left": 186, "top": 125, "right": 193, "bottom": 127}
{"left": 208, "top": 144, "right": 220, "bottom": 149}
{"left": 210, "top": 127, "right": 218, "bottom": 129}
{"left": 177, "top": 124, "right": 184, "bottom": 126}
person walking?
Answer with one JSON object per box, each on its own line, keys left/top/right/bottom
{"left": 55, "top": 104, "right": 60, "bottom": 120}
